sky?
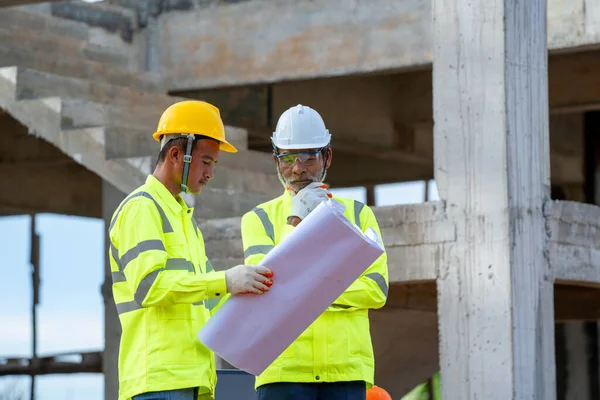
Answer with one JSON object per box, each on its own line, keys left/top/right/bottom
{"left": 0, "top": 180, "right": 439, "bottom": 400}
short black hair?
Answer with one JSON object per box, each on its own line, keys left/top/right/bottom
{"left": 156, "top": 134, "right": 217, "bottom": 164}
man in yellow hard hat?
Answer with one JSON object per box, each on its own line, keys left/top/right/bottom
{"left": 240, "top": 104, "right": 389, "bottom": 399}
{"left": 108, "top": 100, "right": 274, "bottom": 400}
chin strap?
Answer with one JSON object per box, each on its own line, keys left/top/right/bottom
{"left": 180, "top": 134, "right": 195, "bottom": 194}
{"left": 319, "top": 146, "right": 329, "bottom": 182}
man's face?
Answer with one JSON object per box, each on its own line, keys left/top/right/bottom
{"left": 273, "top": 147, "right": 332, "bottom": 193}
{"left": 183, "top": 139, "right": 220, "bottom": 195}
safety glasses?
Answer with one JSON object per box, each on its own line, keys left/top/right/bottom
{"left": 276, "top": 149, "right": 324, "bottom": 166}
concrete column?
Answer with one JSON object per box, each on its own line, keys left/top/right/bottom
{"left": 432, "top": 0, "right": 555, "bottom": 398}
{"left": 102, "top": 180, "right": 125, "bottom": 400}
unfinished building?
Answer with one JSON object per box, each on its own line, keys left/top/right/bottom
{"left": 0, "top": 0, "right": 599, "bottom": 398}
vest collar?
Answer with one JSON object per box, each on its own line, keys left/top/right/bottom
{"left": 146, "top": 175, "right": 189, "bottom": 215}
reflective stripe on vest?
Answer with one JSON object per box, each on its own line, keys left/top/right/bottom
{"left": 244, "top": 244, "right": 274, "bottom": 259}
{"left": 109, "top": 191, "right": 173, "bottom": 233}
{"left": 353, "top": 200, "right": 388, "bottom": 297}
{"left": 252, "top": 207, "right": 275, "bottom": 242}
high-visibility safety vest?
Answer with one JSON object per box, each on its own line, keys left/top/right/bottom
{"left": 240, "top": 191, "right": 389, "bottom": 389}
{"left": 108, "top": 175, "right": 227, "bottom": 400}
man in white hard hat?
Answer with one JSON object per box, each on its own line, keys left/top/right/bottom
{"left": 240, "top": 104, "right": 390, "bottom": 399}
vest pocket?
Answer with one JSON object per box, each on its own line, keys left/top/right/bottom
{"left": 165, "top": 233, "right": 189, "bottom": 259}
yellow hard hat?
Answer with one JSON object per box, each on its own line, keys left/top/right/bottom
{"left": 152, "top": 100, "right": 237, "bottom": 153}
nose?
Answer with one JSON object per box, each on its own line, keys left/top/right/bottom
{"left": 291, "top": 159, "right": 306, "bottom": 174}
{"left": 205, "top": 163, "right": 214, "bottom": 180}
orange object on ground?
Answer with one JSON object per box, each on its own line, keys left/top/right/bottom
{"left": 366, "top": 385, "right": 392, "bottom": 400}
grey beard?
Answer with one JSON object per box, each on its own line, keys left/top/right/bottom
{"left": 277, "top": 168, "right": 326, "bottom": 194}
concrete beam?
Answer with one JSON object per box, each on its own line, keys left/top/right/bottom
{"left": 161, "top": 0, "right": 600, "bottom": 90}
{"left": 0, "top": 160, "right": 101, "bottom": 217}
{"left": 200, "top": 197, "right": 600, "bottom": 279}
{"left": 554, "top": 285, "right": 600, "bottom": 322}
{"left": 201, "top": 202, "right": 448, "bottom": 280}
{"left": 547, "top": 201, "right": 600, "bottom": 285}
{"left": 160, "top": 0, "right": 429, "bottom": 90}
{"left": 549, "top": 51, "right": 600, "bottom": 113}
{"left": 379, "top": 282, "right": 600, "bottom": 323}
{"left": 0, "top": 110, "right": 101, "bottom": 217}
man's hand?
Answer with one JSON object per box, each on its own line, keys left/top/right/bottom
{"left": 225, "top": 264, "right": 273, "bottom": 295}
{"left": 289, "top": 182, "right": 331, "bottom": 221}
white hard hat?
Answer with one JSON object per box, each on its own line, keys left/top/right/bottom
{"left": 271, "top": 104, "right": 331, "bottom": 150}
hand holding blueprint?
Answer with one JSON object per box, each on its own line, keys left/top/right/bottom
{"left": 197, "top": 199, "right": 385, "bottom": 376}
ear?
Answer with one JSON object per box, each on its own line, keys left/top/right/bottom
{"left": 272, "top": 153, "right": 279, "bottom": 165}
{"left": 168, "top": 145, "right": 182, "bottom": 165}
{"left": 325, "top": 147, "right": 333, "bottom": 169}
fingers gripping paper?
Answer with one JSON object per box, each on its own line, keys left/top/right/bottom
{"left": 197, "top": 199, "right": 385, "bottom": 376}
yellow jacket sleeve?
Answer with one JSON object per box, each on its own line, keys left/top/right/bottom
{"left": 330, "top": 205, "right": 389, "bottom": 311}
{"left": 111, "top": 198, "right": 227, "bottom": 308}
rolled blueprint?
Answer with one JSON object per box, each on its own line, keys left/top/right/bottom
{"left": 197, "top": 199, "right": 385, "bottom": 376}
